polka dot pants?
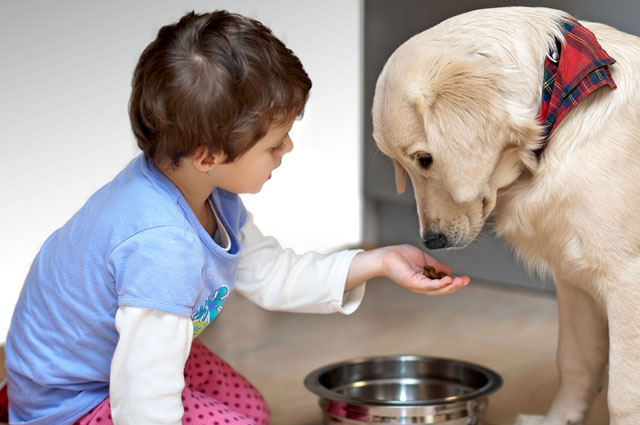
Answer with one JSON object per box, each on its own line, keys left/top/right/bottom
{"left": 74, "top": 339, "right": 269, "bottom": 425}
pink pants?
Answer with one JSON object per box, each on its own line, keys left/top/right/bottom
{"left": 74, "top": 339, "right": 269, "bottom": 425}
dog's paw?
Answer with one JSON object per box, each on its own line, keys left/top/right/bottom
{"left": 513, "top": 414, "right": 547, "bottom": 425}
{"left": 513, "top": 412, "right": 585, "bottom": 425}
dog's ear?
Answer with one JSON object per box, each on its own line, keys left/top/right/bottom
{"left": 393, "top": 159, "right": 407, "bottom": 194}
{"left": 412, "top": 91, "right": 434, "bottom": 121}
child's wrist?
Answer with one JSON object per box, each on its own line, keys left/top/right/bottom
{"left": 346, "top": 249, "right": 385, "bottom": 291}
{"left": 372, "top": 247, "right": 391, "bottom": 279}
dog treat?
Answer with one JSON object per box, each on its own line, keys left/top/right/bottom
{"left": 423, "top": 265, "right": 449, "bottom": 279}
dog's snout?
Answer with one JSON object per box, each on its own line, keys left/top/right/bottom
{"left": 422, "top": 232, "right": 449, "bottom": 250}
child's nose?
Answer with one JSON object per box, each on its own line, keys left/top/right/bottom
{"left": 283, "top": 136, "right": 294, "bottom": 154}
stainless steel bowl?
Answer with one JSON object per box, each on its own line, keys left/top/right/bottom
{"left": 304, "top": 355, "right": 502, "bottom": 424}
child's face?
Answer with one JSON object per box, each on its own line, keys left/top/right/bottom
{"left": 214, "top": 119, "right": 295, "bottom": 194}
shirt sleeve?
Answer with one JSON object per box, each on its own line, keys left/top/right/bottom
{"left": 108, "top": 225, "right": 204, "bottom": 317}
{"left": 110, "top": 306, "right": 193, "bottom": 425}
{"left": 235, "top": 212, "right": 366, "bottom": 314}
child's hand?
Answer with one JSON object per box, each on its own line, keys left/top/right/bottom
{"left": 346, "top": 244, "right": 470, "bottom": 295}
{"left": 379, "top": 244, "right": 470, "bottom": 295}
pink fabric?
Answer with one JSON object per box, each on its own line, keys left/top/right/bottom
{"left": 74, "top": 339, "right": 269, "bottom": 425}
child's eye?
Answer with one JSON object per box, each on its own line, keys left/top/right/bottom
{"left": 270, "top": 142, "right": 285, "bottom": 152}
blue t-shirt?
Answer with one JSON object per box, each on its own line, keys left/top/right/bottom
{"left": 5, "top": 154, "right": 247, "bottom": 424}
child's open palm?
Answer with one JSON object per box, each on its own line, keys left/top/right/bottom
{"left": 380, "top": 244, "right": 470, "bottom": 295}
{"left": 346, "top": 244, "right": 470, "bottom": 295}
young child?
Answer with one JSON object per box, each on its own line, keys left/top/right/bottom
{"left": 3, "top": 10, "right": 470, "bottom": 425}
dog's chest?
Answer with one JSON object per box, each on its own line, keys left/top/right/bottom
{"left": 498, "top": 205, "right": 563, "bottom": 262}
{"left": 494, "top": 173, "right": 635, "bottom": 281}
{"left": 494, "top": 179, "right": 590, "bottom": 273}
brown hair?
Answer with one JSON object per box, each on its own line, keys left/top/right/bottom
{"left": 129, "top": 10, "right": 312, "bottom": 167}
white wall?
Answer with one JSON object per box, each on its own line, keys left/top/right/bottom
{"left": 0, "top": 0, "right": 362, "bottom": 342}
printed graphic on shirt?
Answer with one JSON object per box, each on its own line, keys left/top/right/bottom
{"left": 192, "top": 286, "right": 229, "bottom": 337}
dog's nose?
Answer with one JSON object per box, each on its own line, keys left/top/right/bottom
{"left": 422, "top": 232, "right": 448, "bottom": 249}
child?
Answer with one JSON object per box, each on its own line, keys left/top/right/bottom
{"left": 3, "top": 10, "right": 470, "bottom": 425}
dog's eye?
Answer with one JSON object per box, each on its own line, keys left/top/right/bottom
{"left": 412, "top": 151, "right": 433, "bottom": 170}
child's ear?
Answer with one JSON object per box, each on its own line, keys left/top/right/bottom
{"left": 193, "top": 147, "right": 223, "bottom": 172}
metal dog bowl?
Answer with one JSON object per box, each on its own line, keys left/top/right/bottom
{"left": 304, "top": 355, "right": 502, "bottom": 424}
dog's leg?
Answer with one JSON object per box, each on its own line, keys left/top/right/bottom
{"left": 515, "top": 281, "right": 608, "bottom": 425}
{"left": 605, "top": 278, "right": 640, "bottom": 425}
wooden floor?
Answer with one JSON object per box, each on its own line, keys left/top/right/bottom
{"left": 201, "top": 278, "right": 609, "bottom": 425}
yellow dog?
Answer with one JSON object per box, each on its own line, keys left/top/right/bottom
{"left": 372, "top": 6, "right": 640, "bottom": 425}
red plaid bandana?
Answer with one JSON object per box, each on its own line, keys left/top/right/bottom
{"left": 535, "top": 18, "right": 616, "bottom": 158}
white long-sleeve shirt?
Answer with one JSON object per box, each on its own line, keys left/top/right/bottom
{"left": 109, "top": 212, "right": 365, "bottom": 424}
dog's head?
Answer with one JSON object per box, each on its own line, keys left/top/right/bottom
{"left": 372, "top": 45, "right": 540, "bottom": 249}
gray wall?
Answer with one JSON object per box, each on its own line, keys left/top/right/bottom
{"left": 363, "top": 0, "right": 640, "bottom": 292}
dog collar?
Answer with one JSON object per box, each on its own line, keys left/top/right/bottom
{"left": 535, "top": 18, "right": 617, "bottom": 159}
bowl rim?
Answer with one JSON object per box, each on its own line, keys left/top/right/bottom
{"left": 303, "top": 354, "right": 503, "bottom": 406}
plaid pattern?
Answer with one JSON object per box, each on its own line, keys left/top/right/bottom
{"left": 536, "top": 18, "right": 617, "bottom": 158}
